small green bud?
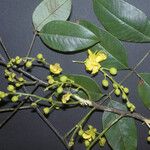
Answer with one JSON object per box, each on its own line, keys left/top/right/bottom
{"left": 11, "top": 96, "right": 19, "bottom": 103}
{"left": 114, "top": 89, "right": 121, "bottom": 96}
{"left": 147, "top": 136, "right": 150, "bottom": 142}
{"left": 78, "top": 129, "right": 84, "bottom": 136}
{"left": 122, "top": 93, "right": 127, "bottom": 100}
{"left": 124, "top": 87, "right": 129, "bottom": 94}
{"left": 43, "top": 107, "right": 50, "bottom": 115}
{"left": 99, "top": 137, "right": 106, "bottom": 147}
{"left": 60, "top": 76, "right": 68, "bottom": 82}
{"left": 0, "top": 91, "right": 7, "bottom": 99}
{"left": 37, "top": 53, "right": 43, "bottom": 60}
{"left": 16, "top": 59, "right": 22, "bottom": 64}
{"left": 57, "top": 86, "right": 63, "bottom": 94}
{"left": 130, "top": 104, "right": 135, "bottom": 112}
{"left": 31, "top": 102, "right": 37, "bottom": 108}
{"left": 7, "top": 85, "right": 15, "bottom": 92}
{"left": 25, "top": 61, "right": 32, "bottom": 68}
{"left": 8, "top": 77, "right": 13, "bottom": 82}
{"left": 109, "top": 67, "right": 117, "bottom": 76}
{"left": 113, "top": 83, "right": 118, "bottom": 89}
{"left": 15, "top": 83, "right": 22, "bottom": 87}
{"left": 47, "top": 75, "right": 54, "bottom": 85}
{"left": 68, "top": 140, "right": 74, "bottom": 147}
{"left": 84, "top": 140, "right": 90, "bottom": 147}
{"left": 18, "top": 77, "right": 24, "bottom": 82}
{"left": 102, "top": 79, "right": 109, "bottom": 88}
{"left": 126, "top": 102, "right": 132, "bottom": 108}
{"left": 55, "top": 106, "right": 60, "bottom": 110}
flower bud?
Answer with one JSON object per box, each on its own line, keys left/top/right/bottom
{"left": 57, "top": 86, "right": 63, "bottom": 94}
{"left": 124, "top": 87, "right": 129, "bottom": 94}
{"left": 126, "top": 102, "right": 132, "bottom": 108}
{"left": 99, "top": 137, "right": 106, "bottom": 147}
{"left": 31, "top": 103, "right": 37, "bottom": 108}
{"left": 113, "top": 83, "right": 118, "bottom": 89}
{"left": 109, "top": 67, "right": 117, "bottom": 76}
{"left": 84, "top": 140, "right": 90, "bottom": 147}
{"left": 147, "top": 136, "right": 150, "bottom": 142}
{"left": 60, "top": 76, "right": 68, "bottom": 82}
{"left": 114, "top": 89, "right": 120, "bottom": 96}
{"left": 11, "top": 96, "right": 19, "bottom": 103}
{"left": 102, "top": 79, "right": 109, "bottom": 88}
{"left": 7, "top": 85, "right": 15, "bottom": 92}
{"left": 36, "top": 53, "right": 43, "bottom": 60}
{"left": 78, "top": 129, "right": 84, "bottom": 136}
{"left": 25, "top": 61, "right": 32, "bottom": 68}
{"left": 43, "top": 107, "right": 50, "bottom": 115}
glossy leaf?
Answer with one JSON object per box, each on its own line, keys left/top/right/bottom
{"left": 93, "top": 0, "right": 150, "bottom": 42}
{"left": 79, "top": 20, "right": 128, "bottom": 69}
{"left": 66, "top": 74, "right": 102, "bottom": 101}
{"left": 33, "top": 0, "right": 72, "bottom": 31}
{"left": 39, "top": 21, "right": 99, "bottom": 52}
{"left": 138, "top": 73, "right": 150, "bottom": 110}
{"left": 102, "top": 100, "right": 137, "bottom": 150}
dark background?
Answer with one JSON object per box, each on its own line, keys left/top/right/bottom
{"left": 0, "top": 0, "right": 150, "bottom": 149}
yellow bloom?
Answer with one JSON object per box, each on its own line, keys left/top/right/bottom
{"left": 84, "top": 50, "right": 107, "bottom": 74}
{"left": 61, "top": 93, "right": 72, "bottom": 104}
{"left": 85, "top": 58, "right": 101, "bottom": 74}
{"left": 82, "top": 125, "right": 97, "bottom": 142}
{"left": 50, "top": 63, "right": 62, "bottom": 75}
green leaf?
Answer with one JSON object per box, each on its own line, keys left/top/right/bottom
{"left": 79, "top": 20, "right": 128, "bottom": 69}
{"left": 138, "top": 73, "right": 150, "bottom": 110}
{"left": 39, "top": 21, "right": 99, "bottom": 52}
{"left": 93, "top": 0, "right": 150, "bottom": 42}
{"left": 66, "top": 74, "right": 102, "bottom": 101}
{"left": 33, "top": 0, "right": 72, "bottom": 31}
{"left": 102, "top": 100, "right": 137, "bottom": 150}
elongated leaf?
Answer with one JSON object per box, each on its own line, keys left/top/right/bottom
{"left": 138, "top": 73, "right": 150, "bottom": 110}
{"left": 39, "top": 21, "right": 99, "bottom": 52}
{"left": 102, "top": 100, "right": 137, "bottom": 150}
{"left": 33, "top": 0, "right": 72, "bottom": 31}
{"left": 66, "top": 74, "right": 102, "bottom": 101}
{"left": 93, "top": 0, "right": 150, "bottom": 42}
{"left": 79, "top": 20, "right": 128, "bottom": 69}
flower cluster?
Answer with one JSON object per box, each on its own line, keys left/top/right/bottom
{"left": 78, "top": 125, "right": 97, "bottom": 147}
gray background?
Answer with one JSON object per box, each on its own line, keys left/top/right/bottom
{"left": 0, "top": 0, "right": 150, "bottom": 149}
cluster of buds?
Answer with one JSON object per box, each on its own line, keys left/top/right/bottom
{"left": 78, "top": 125, "right": 97, "bottom": 147}
{"left": 5, "top": 69, "right": 26, "bottom": 88}
{"left": 7, "top": 56, "right": 22, "bottom": 68}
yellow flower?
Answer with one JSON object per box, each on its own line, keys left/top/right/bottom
{"left": 85, "top": 58, "right": 101, "bottom": 74}
{"left": 84, "top": 50, "right": 107, "bottom": 74}
{"left": 61, "top": 93, "right": 72, "bottom": 104}
{"left": 82, "top": 125, "right": 97, "bottom": 142}
{"left": 50, "top": 63, "right": 62, "bottom": 75}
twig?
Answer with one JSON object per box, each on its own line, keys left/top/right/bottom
{"left": 0, "top": 37, "right": 11, "bottom": 60}
{"left": 73, "top": 95, "right": 148, "bottom": 123}
{"left": 26, "top": 32, "right": 37, "bottom": 57}
{"left": 0, "top": 105, "right": 32, "bottom": 113}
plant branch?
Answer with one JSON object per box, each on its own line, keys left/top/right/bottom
{"left": 73, "top": 95, "right": 149, "bottom": 126}
{"left": 0, "top": 37, "right": 11, "bottom": 60}
{"left": 0, "top": 105, "right": 32, "bottom": 113}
